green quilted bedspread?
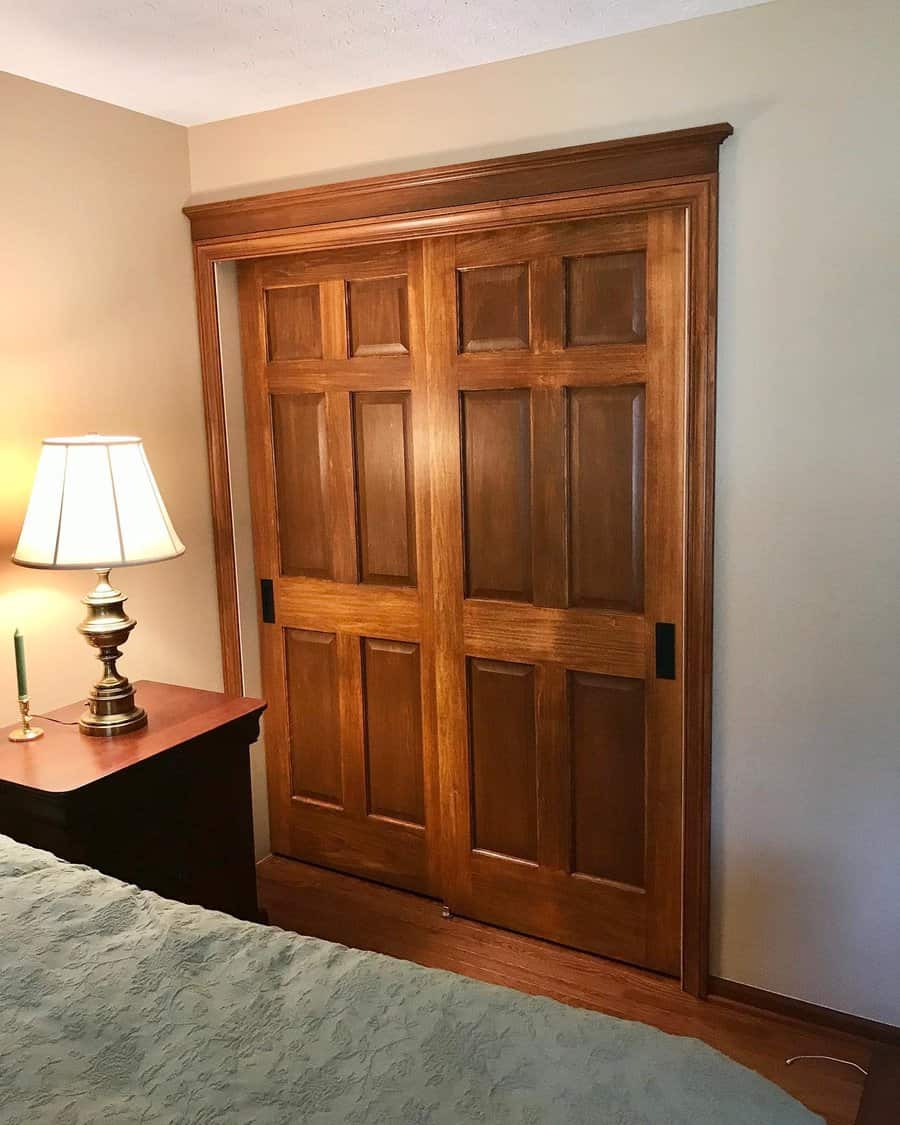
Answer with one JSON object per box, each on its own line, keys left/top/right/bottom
{"left": 0, "top": 834, "right": 821, "bottom": 1124}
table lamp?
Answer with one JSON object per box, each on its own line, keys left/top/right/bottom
{"left": 11, "top": 435, "right": 185, "bottom": 736}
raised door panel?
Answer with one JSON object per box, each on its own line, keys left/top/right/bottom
{"left": 363, "top": 638, "right": 424, "bottom": 826}
{"left": 285, "top": 629, "right": 343, "bottom": 807}
{"left": 265, "top": 284, "right": 323, "bottom": 360}
{"left": 461, "top": 389, "right": 532, "bottom": 601}
{"left": 569, "top": 385, "right": 645, "bottom": 612}
{"left": 352, "top": 391, "right": 416, "bottom": 586}
{"left": 468, "top": 657, "right": 537, "bottom": 862}
{"left": 458, "top": 264, "right": 530, "bottom": 352}
{"left": 271, "top": 393, "right": 331, "bottom": 578}
{"left": 570, "top": 672, "right": 646, "bottom": 888}
{"left": 566, "top": 251, "right": 646, "bottom": 345}
{"left": 348, "top": 276, "right": 409, "bottom": 356}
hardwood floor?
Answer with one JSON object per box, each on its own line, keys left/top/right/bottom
{"left": 258, "top": 855, "right": 874, "bottom": 1125}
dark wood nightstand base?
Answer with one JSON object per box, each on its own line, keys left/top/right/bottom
{"left": 0, "top": 682, "right": 265, "bottom": 921}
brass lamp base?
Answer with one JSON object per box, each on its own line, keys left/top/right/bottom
{"left": 77, "top": 569, "right": 147, "bottom": 737}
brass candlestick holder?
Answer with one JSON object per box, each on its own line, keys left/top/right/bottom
{"left": 8, "top": 695, "right": 44, "bottom": 743}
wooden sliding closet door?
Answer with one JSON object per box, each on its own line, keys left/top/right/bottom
{"left": 239, "top": 209, "right": 688, "bottom": 972}
{"left": 426, "top": 209, "right": 687, "bottom": 974}
{"left": 238, "top": 243, "right": 439, "bottom": 895}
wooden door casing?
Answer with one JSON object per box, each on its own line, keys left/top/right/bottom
{"left": 238, "top": 242, "right": 441, "bottom": 895}
{"left": 189, "top": 127, "right": 730, "bottom": 993}
{"left": 425, "top": 209, "right": 686, "bottom": 974}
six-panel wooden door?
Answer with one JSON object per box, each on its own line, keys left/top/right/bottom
{"left": 239, "top": 207, "right": 687, "bottom": 973}
{"left": 238, "top": 242, "right": 440, "bottom": 895}
{"left": 425, "top": 210, "right": 686, "bottom": 974}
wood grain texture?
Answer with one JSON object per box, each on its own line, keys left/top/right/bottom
{"left": 566, "top": 251, "right": 646, "bottom": 345}
{"left": 324, "top": 390, "right": 359, "bottom": 584}
{"left": 461, "top": 389, "right": 532, "bottom": 600}
{"left": 405, "top": 240, "right": 443, "bottom": 894}
{"left": 570, "top": 672, "right": 646, "bottom": 887}
{"left": 708, "top": 979, "right": 900, "bottom": 1048}
{"left": 363, "top": 638, "right": 425, "bottom": 827}
{"left": 185, "top": 124, "right": 733, "bottom": 242}
{"left": 336, "top": 631, "right": 367, "bottom": 817}
{"left": 353, "top": 391, "right": 417, "bottom": 586}
{"left": 641, "top": 207, "right": 686, "bottom": 977}
{"left": 267, "top": 361, "right": 411, "bottom": 393}
{"left": 458, "top": 264, "right": 530, "bottom": 352}
{"left": 277, "top": 577, "right": 421, "bottom": 638}
{"left": 191, "top": 180, "right": 710, "bottom": 264}
{"left": 284, "top": 629, "right": 343, "bottom": 806}
{"left": 462, "top": 598, "right": 646, "bottom": 678}
{"left": 320, "top": 278, "right": 348, "bottom": 360}
{"left": 270, "top": 392, "right": 331, "bottom": 577}
{"left": 457, "top": 213, "right": 647, "bottom": 268}
{"left": 535, "top": 662, "right": 569, "bottom": 871}
{"left": 258, "top": 856, "right": 873, "bottom": 1125}
{"left": 568, "top": 385, "right": 645, "bottom": 611}
{"left": 265, "top": 283, "right": 322, "bottom": 360}
{"left": 421, "top": 236, "right": 470, "bottom": 909}
{"left": 530, "top": 386, "right": 568, "bottom": 608}
{"left": 468, "top": 658, "right": 538, "bottom": 863}
{"left": 0, "top": 681, "right": 264, "bottom": 794}
{"left": 255, "top": 243, "right": 410, "bottom": 285}
{"left": 681, "top": 176, "right": 717, "bottom": 997}
{"left": 348, "top": 275, "right": 409, "bottom": 356}
{"left": 456, "top": 346, "right": 647, "bottom": 387}
{"left": 193, "top": 250, "right": 242, "bottom": 695}
{"left": 279, "top": 802, "right": 429, "bottom": 893}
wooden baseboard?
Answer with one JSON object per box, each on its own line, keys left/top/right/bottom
{"left": 708, "top": 977, "right": 900, "bottom": 1047}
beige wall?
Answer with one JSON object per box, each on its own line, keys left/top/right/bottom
{"left": 188, "top": 0, "right": 900, "bottom": 1024}
{"left": 0, "top": 74, "right": 223, "bottom": 731}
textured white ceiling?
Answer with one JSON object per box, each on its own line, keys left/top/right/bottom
{"left": 0, "top": 0, "right": 766, "bottom": 126}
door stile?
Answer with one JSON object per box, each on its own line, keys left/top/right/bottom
{"left": 422, "top": 237, "right": 470, "bottom": 908}
{"left": 336, "top": 631, "right": 366, "bottom": 817}
{"left": 643, "top": 207, "right": 687, "bottom": 973}
{"left": 324, "top": 391, "right": 359, "bottom": 584}
{"left": 407, "top": 241, "right": 443, "bottom": 894}
{"left": 531, "top": 386, "right": 568, "bottom": 609}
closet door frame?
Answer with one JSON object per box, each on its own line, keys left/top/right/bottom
{"left": 184, "top": 123, "right": 731, "bottom": 998}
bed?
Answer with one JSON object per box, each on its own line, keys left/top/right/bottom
{"left": 0, "top": 833, "right": 820, "bottom": 1124}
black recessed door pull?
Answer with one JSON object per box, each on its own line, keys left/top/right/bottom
{"left": 260, "top": 579, "right": 276, "bottom": 624}
{"left": 655, "top": 622, "right": 676, "bottom": 680}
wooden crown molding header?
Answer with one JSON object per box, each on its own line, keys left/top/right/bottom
{"left": 184, "top": 122, "right": 733, "bottom": 243}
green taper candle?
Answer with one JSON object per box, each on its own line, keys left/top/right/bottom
{"left": 13, "top": 629, "right": 27, "bottom": 698}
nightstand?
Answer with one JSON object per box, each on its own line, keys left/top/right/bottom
{"left": 0, "top": 680, "right": 265, "bottom": 921}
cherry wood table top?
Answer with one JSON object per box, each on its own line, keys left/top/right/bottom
{"left": 0, "top": 681, "right": 265, "bottom": 795}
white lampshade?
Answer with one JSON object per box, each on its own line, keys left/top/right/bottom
{"left": 12, "top": 435, "right": 185, "bottom": 570}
